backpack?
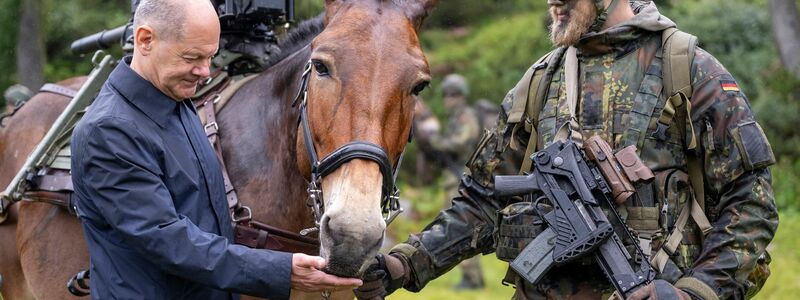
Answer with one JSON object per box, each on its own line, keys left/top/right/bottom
{"left": 507, "top": 28, "right": 770, "bottom": 299}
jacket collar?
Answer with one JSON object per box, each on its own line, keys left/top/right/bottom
{"left": 108, "top": 56, "right": 178, "bottom": 128}
{"left": 576, "top": 1, "right": 676, "bottom": 57}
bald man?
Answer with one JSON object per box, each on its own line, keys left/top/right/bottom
{"left": 70, "top": 1, "right": 360, "bottom": 299}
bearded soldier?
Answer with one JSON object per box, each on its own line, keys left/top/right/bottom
{"left": 355, "top": 0, "right": 778, "bottom": 299}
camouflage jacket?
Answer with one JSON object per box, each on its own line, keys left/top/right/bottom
{"left": 391, "top": 2, "right": 778, "bottom": 300}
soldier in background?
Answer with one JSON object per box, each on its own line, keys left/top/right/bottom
{"left": 415, "top": 73, "right": 485, "bottom": 290}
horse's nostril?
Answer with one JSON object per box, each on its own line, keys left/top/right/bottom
{"left": 320, "top": 215, "right": 332, "bottom": 235}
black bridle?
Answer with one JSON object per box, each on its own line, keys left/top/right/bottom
{"left": 293, "top": 61, "right": 406, "bottom": 235}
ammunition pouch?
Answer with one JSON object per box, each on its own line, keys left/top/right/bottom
{"left": 495, "top": 201, "right": 546, "bottom": 262}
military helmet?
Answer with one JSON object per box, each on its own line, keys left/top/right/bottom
{"left": 441, "top": 74, "right": 469, "bottom": 97}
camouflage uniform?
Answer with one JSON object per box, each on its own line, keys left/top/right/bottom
{"left": 389, "top": 2, "right": 778, "bottom": 300}
{"left": 418, "top": 74, "right": 485, "bottom": 289}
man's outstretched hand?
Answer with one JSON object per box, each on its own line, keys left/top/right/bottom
{"left": 290, "top": 253, "right": 363, "bottom": 292}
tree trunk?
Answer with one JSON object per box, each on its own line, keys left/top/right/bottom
{"left": 15, "top": 0, "right": 45, "bottom": 91}
{"left": 770, "top": 0, "right": 800, "bottom": 78}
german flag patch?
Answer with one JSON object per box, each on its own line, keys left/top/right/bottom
{"left": 721, "top": 80, "right": 740, "bottom": 92}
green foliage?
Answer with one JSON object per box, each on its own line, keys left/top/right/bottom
{"left": 0, "top": 0, "right": 20, "bottom": 94}
{"left": 418, "top": 11, "right": 553, "bottom": 116}
{"left": 756, "top": 212, "right": 800, "bottom": 299}
{"left": 771, "top": 159, "right": 800, "bottom": 213}
{"left": 0, "top": 0, "right": 129, "bottom": 92}
{"left": 294, "top": 1, "right": 324, "bottom": 20}
{"left": 40, "top": 0, "right": 129, "bottom": 82}
{"left": 753, "top": 69, "right": 800, "bottom": 159}
{"left": 662, "top": 0, "right": 774, "bottom": 100}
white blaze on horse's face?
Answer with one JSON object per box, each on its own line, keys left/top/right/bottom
{"left": 298, "top": 0, "right": 436, "bottom": 277}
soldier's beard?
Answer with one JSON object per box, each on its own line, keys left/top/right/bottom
{"left": 549, "top": 0, "right": 597, "bottom": 47}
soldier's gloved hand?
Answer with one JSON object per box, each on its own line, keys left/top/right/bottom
{"left": 626, "top": 279, "right": 693, "bottom": 300}
{"left": 354, "top": 253, "right": 409, "bottom": 300}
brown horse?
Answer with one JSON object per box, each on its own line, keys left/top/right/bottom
{"left": 0, "top": 0, "right": 436, "bottom": 298}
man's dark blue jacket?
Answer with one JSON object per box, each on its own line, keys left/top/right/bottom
{"left": 71, "top": 57, "right": 291, "bottom": 299}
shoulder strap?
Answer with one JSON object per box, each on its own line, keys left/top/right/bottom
{"left": 650, "top": 28, "right": 713, "bottom": 273}
{"left": 661, "top": 28, "right": 706, "bottom": 218}
{"left": 659, "top": 28, "right": 699, "bottom": 150}
{"left": 662, "top": 28, "right": 696, "bottom": 99}
{"left": 517, "top": 47, "right": 567, "bottom": 174}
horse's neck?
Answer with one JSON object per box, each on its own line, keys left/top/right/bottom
{"left": 217, "top": 50, "right": 314, "bottom": 229}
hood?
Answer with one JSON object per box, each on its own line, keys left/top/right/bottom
{"left": 577, "top": 1, "right": 676, "bottom": 56}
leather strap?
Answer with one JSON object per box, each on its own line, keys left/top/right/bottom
{"left": 19, "top": 170, "right": 77, "bottom": 215}
{"left": 235, "top": 220, "right": 319, "bottom": 255}
{"left": 198, "top": 77, "right": 321, "bottom": 254}
{"left": 39, "top": 83, "right": 78, "bottom": 98}
{"left": 202, "top": 90, "right": 240, "bottom": 210}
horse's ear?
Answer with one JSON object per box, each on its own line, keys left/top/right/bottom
{"left": 403, "top": 0, "right": 438, "bottom": 31}
{"left": 324, "top": 0, "right": 344, "bottom": 25}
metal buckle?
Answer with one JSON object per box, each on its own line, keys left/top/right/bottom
{"left": 231, "top": 206, "right": 252, "bottom": 223}
{"left": 211, "top": 94, "right": 222, "bottom": 104}
{"left": 383, "top": 188, "right": 403, "bottom": 225}
{"left": 300, "top": 180, "right": 324, "bottom": 236}
{"left": 384, "top": 207, "right": 404, "bottom": 225}
{"left": 204, "top": 122, "right": 219, "bottom": 133}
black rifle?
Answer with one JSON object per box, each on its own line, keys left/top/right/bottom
{"left": 494, "top": 138, "right": 655, "bottom": 298}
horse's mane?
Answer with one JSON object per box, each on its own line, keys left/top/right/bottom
{"left": 265, "top": 14, "right": 325, "bottom": 68}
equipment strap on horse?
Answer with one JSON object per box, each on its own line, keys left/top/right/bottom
{"left": 192, "top": 71, "right": 322, "bottom": 254}
{"left": 0, "top": 52, "right": 116, "bottom": 224}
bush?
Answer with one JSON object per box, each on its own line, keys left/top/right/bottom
{"left": 418, "top": 11, "right": 553, "bottom": 116}
{"left": 662, "top": 0, "right": 773, "bottom": 100}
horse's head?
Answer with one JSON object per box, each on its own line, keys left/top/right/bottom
{"left": 295, "top": 0, "right": 436, "bottom": 277}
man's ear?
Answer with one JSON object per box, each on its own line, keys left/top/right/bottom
{"left": 135, "top": 25, "right": 155, "bottom": 56}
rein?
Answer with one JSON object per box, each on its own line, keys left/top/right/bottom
{"left": 293, "top": 61, "right": 406, "bottom": 236}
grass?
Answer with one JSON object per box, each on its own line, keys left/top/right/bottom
{"left": 391, "top": 255, "right": 515, "bottom": 300}
{"left": 757, "top": 211, "right": 800, "bottom": 299}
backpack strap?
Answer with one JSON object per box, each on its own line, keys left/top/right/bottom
{"left": 657, "top": 28, "right": 698, "bottom": 150}
{"left": 515, "top": 47, "right": 567, "bottom": 174}
{"left": 650, "top": 28, "right": 713, "bottom": 273}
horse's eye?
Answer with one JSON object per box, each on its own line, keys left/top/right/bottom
{"left": 312, "top": 60, "right": 329, "bottom": 76}
{"left": 412, "top": 81, "right": 430, "bottom": 96}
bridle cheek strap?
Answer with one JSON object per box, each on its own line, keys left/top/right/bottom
{"left": 296, "top": 60, "right": 406, "bottom": 235}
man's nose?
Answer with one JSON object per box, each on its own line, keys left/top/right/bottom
{"left": 192, "top": 63, "right": 211, "bottom": 78}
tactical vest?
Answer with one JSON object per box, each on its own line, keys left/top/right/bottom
{"left": 497, "top": 28, "right": 770, "bottom": 298}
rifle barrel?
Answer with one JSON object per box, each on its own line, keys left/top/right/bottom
{"left": 70, "top": 25, "right": 129, "bottom": 55}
